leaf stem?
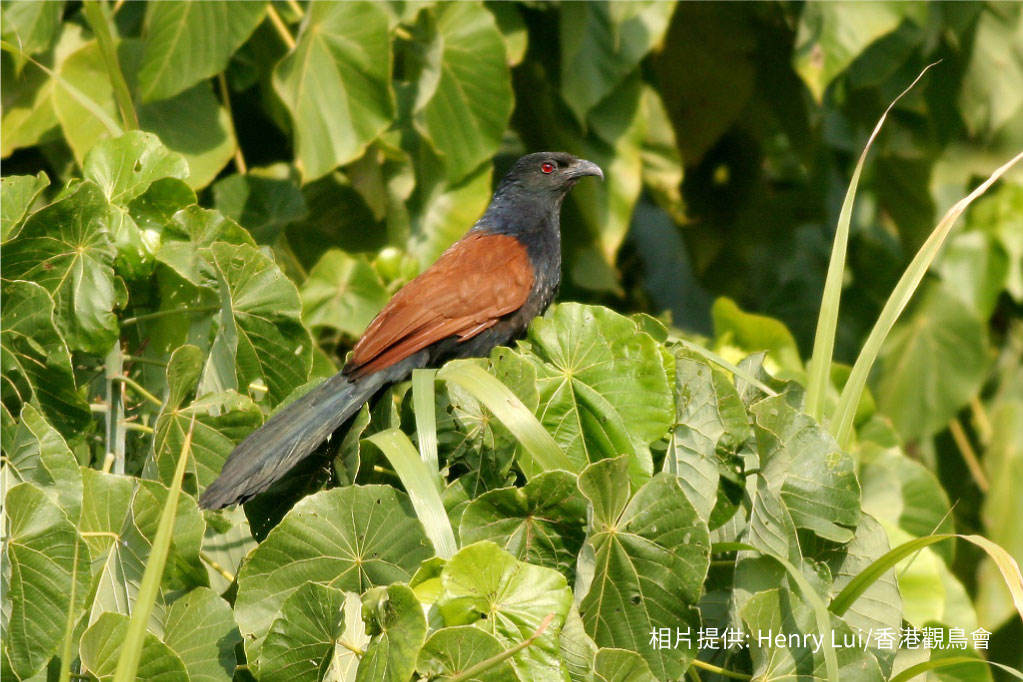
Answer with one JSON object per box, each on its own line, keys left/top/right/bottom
{"left": 122, "top": 305, "right": 220, "bottom": 326}
{"left": 82, "top": 0, "right": 138, "bottom": 130}
{"left": 948, "top": 418, "right": 988, "bottom": 492}
{"left": 57, "top": 538, "right": 81, "bottom": 682}
{"left": 690, "top": 659, "right": 752, "bottom": 680}
{"left": 111, "top": 375, "right": 162, "bottom": 407}
{"left": 200, "top": 550, "right": 236, "bottom": 583}
{"left": 266, "top": 4, "right": 296, "bottom": 50}
{"left": 285, "top": 0, "right": 305, "bottom": 19}
{"left": 447, "top": 613, "right": 555, "bottom": 682}
{"left": 969, "top": 395, "right": 992, "bottom": 444}
{"left": 217, "top": 72, "right": 248, "bottom": 175}
{"left": 122, "top": 422, "right": 154, "bottom": 435}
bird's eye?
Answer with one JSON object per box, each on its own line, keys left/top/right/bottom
{"left": 541, "top": 162, "right": 555, "bottom": 174}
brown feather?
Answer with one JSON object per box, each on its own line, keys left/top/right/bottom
{"left": 346, "top": 232, "right": 533, "bottom": 377}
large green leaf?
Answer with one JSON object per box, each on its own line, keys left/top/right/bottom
{"left": 1, "top": 180, "right": 120, "bottom": 353}
{"left": 436, "top": 541, "right": 572, "bottom": 682}
{"left": 414, "top": 2, "right": 513, "bottom": 183}
{"left": 2, "top": 482, "right": 90, "bottom": 681}
{"left": 200, "top": 506, "right": 256, "bottom": 595}
{"left": 712, "top": 297, "right": 803, "bottom": 375}
{"left": 300, "top": 249, "right": 389, "bottom": 338}
{"left": 83, "top": 131, "right": 189, "bottom": 205}
{"left": 201, "top": 241, "right": 313, "bottom": 406}
{"left": 79, "top": 612, "right": 189, "bottom": 682}
{"left": 356, "top": 584, "right": 428, "bottom": 682}
{"left": 0, "top": 280, "right": 90, "bottom": 436}
{"left": 212, "top": 169, "right": 308, "bottom": 245}
{"left": 138, "top": 0, "right": 266, "bottom": 102}
{"left": 793, "top": 2, "right": 925, "bottom": 101}
{"left": 87, "top": 479, "right": 206, "bottom": 637}
{"left": 0, "top": 171, "right": 48, "bottom": 241}
{"left": 515, "top": 303, "right": 673, "bottom": 478}
{"left": 593, "top": 648, "right": 656, "bottom": 682}
{"left": 664, "top": 348, "right": 749, "bottom": 521}
{"left": 258, "top": 582, "right": 346, "bottom": 682}
{"left": 459, "top": 471, "right": 587, "bottom": 579}
{"left": 960, "top": 5, "right": 1023, "bottom": 136}
{"left": 273, "top": 1, "right": 393, "bottom": 181}
{"left": 559, "top": 2, "right": 674, "bottom": 124}
{"left": 162, "top": 587, "right": 240, "bottom": 682}
{"left": 234, "top": 486, "right": 433, "bottom": 663}
{"left": 0, "top": 0, "right": 63, "bottom": 58}
{"left": 873, "top": 282, "right": 989, "bottom": 441}
{"left": 0, "top": 46, "right": 60, "bottom": 157}
{"left": 741, "top": 589, "right": 884, "bottom": 682}
{"left": 155, "top": 204, "right": 254, "bottom": 286}
{"left": 577, "top": 457, "right": 710, "bottom": 680}
{"left": 416, "top": 626, "right": 517, "bottom": 682}
{"left": 4, "top": 403, "right": 82, "bottom": 520}
{"left": 752, "top": 395, "right": 861, "bottom": 543}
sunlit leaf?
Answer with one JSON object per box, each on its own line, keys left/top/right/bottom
{"left": 258, "top": 582, "right": 346, "bottom": 682}
{"left": 0, "top": 171, "right": 48, "bottom": 241}
{"left": 356, "top": 584, "right": 427, "bottom": 682}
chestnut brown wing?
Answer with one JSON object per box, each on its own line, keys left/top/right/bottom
{"left": 345, "top": 232, "right": 534, "bottom": 377}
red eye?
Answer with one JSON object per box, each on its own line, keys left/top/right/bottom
{"left": 541, "top": 162, "right": 555, "bottom": 174}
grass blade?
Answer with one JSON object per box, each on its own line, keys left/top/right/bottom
{"left": 82, "top": 0, "right": 138, "bottom": 130}
{"left": 805, "top": 64, "right": 938, "bottom": 421}
{"left": 412, "top": 369, "right": 439, "bottom": 470}
{"left": 366, "top": 428, "right": 457, "bottom": 559}
{"left": 831, "top": 149, "right": 1023, "bottom": 448}
{"left": 830, "top": 533, "right": 1023, "bottom": 624}
{"left": 438, "top": 361, "right": 574, "bottom": 473}
{"left": 112, "top": 415, "right": 195, "bottom": 682}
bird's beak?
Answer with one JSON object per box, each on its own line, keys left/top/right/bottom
{"left": 569, "top": 159, "right": 604, "bottom": 181}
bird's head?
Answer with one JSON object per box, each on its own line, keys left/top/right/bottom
{"left": 495, "top": 152, "right": 604, "bottom": 202}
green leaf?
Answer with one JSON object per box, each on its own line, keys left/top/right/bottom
{"left": 273, "top": 1, "right": 393, "bottom": 181}
{"left": 741, "top": 589, "right": 884, "bottom": 682}
{"left": 593, "top": 648, "right": 657, "bottom": 682}
{"left": 202, "top": 241, "right": 313, "bottom": 406}
{"left": 2, "top": 483, "right": 91, "bottom": 681}
{"left": 752, "top": 395, "right": 860, "bottom": 543}
{"left": 88, "top": 479, "right": 206, "bottom": 637}
{"left": 4, "top": 403, "right": 83, "bottom": 521}
{"left": 78, "top": 468, "right": 134, "bottom": 568}
{"left": 0, "top": 280, "right": 91, "bottom": 436}
{"left": 234, "top": 486, "right": 434, "bottom": 663}
{"left": 155, "top": 204, "right": 254, "bottom": 286}
{"left": 0, "top": 44, "right": 60, "bottom": 157}
{"left": 793, "top": 2, "right": 924, "bottom": 101}
{"left": 414, "top": 2, "right": 513, "bottom": 183}
{"left": 356, "top": 584, "right": 428, "bottom": 682}
{"left": 577, "top": 457, "right": 711, "bottom": 680}
{"left": 82, "top": 130, "right": 188, "bottom": 205}
{"left": 416, "top": 626, "right": 518, "bottom": 682}
{"left": 138, "top": 0, "right": 266, "bottom": 102}
{"left": 436, "top": 542, "right": 572, "bottom": 682}
{"left": 408, "top": 155, "right": 493, "bottom": 268}
{"left": 712, "top": 297, "right": 803, "bottom": 375}
{"left": 162, "top": 587, "right": 240, "bottom": 682}
{"left": 0, "top": 0, "right": 63, "bottom": 58}
{"left": 874, "top": 282, "right": 989, "bottom": 441}
{"left": 2, "top": 180, "right": 120, "bottom": 353}
{"left": 459, "top": 471, "right": 587, "bottom": 579}
{"left": 664, "top": 348, "right": 749, "bottom": 520}
{"left": 559, "top": 2, "right": 673, "bottom": 124}
{"left": 300, "top": 249, "right": 388, "bottom": 338}
{"left": 200, "top": 506, "right": 256, "bottom": 594}
{"left": 79, "top": 612, "right": 189, "bottom": 682}
{"left": 516, "top": 303, "right": 673, "bottom": 479}
{"left": 258, "top": 582, "right": 346, "bottom": 682}
{"left": 212, "top": 170, "right": 308, "bottom": 245}
{"left": 1, "top": 171, "right": 48, "bottom": 241}
{"left": 960, "top": 5, "right": 1023, "bottom": 136}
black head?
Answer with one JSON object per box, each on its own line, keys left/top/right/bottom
{"left": 494, "top": 152, "right": 603, "bottom": 202}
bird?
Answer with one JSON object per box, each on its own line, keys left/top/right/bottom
{"left": 199, "top": 152, "right": 603, "bottom": 509}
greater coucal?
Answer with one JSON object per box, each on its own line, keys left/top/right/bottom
{"left": 200, "top": 152, "right": 602, "bottom": 509}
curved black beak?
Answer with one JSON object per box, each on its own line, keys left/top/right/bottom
{"left": 569, "top": 158, "right": 604, "bottom": 181}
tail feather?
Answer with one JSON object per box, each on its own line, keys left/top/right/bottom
{"left": 199, "top": 372, "right": 383, "bottom": 509}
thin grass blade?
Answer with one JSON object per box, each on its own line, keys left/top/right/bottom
{"left": 412, "top": 369, "right": 439, "bottom": 470}
{"left": 366, "top": 428, "right": 457, "bottom": 559}
{"left": 805, "top": 64, "right": 938, "bottom": 421}
{"left": 112, "top": 414, "right": 196, "bottom": 682}
{"left": 889, "top": 657, "right": 1023, "bottom": 682}
{"left": 831, "top": 150, "right": 1023, "bottom": 448}
{"left": 438, "top": 362, "right": 573, "bottom": 473}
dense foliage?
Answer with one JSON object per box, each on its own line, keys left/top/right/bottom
{"left": 2, "top": 2, "right": 1021, "bottom": 681}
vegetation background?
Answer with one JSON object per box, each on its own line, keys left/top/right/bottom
{"left": 1, "top": 1, "right": 1021, "bottom": 681}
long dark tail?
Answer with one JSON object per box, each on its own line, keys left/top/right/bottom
{"left": 199, "top": 371, "right": 384, "bottom": 509}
